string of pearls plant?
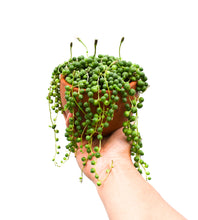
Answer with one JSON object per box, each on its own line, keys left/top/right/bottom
{"left": 47, "top": 37, "right": 151, "bottom": 186}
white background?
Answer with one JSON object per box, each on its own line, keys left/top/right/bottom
{"left": 0, "top": 0, "right": 198, "bottom": 219}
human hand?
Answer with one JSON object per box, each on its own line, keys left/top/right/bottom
{"left": 65, "top": 113, "right": 134, "bottom": 186}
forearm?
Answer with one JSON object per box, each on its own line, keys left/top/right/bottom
{"left": 97, "top": 159, "right": 186, "bottom": 220}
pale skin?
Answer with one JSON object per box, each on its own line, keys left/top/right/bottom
{"left": 66, "top": 113, "right": 186, "bottom": 220}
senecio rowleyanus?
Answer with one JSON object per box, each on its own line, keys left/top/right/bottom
{"left": 47, "top": 37, "right": 151, "bottom": 186}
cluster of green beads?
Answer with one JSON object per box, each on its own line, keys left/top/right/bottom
{"left": 47, "top": 65, "right": 64, "bottom": 165}
{"left": 47, "top": 51, "right": 151, "bottom": 184}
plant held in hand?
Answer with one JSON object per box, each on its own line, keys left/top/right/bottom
{"left": 47, "top": 37, "right": 151, "bottom": 186}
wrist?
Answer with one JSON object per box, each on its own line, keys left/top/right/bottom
{"left": 95, "top": 156, "right": 138, "bottom": 189}
{"left": 95, "top": 158, "right": 145, "bottom": 220}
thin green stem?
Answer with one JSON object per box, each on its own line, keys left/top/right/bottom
{"left": 48, "top": 96, "right": 56, "bottom": 140}
{"left": 107, "top": 60, "right": 119, "bottom": 69}
{"left": 48, "top": 98, "right": 53, "bottom": 125}
{"left": 77, "top": 37, "right": 88, "bottom": 57}
{"left": 73, "top": 98, "right": 86, "bottom": 115}
{"left": 48, "top": 99, "right": 60, "bottom": 167}
{"left": 100, "top": 160, "right": 114, "bottom": 182}
{"left": 141, "top": 163, "right": 148, "bottom": 181}
{"left": 99, "top": 139, "right": 102, "bottom": 151}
